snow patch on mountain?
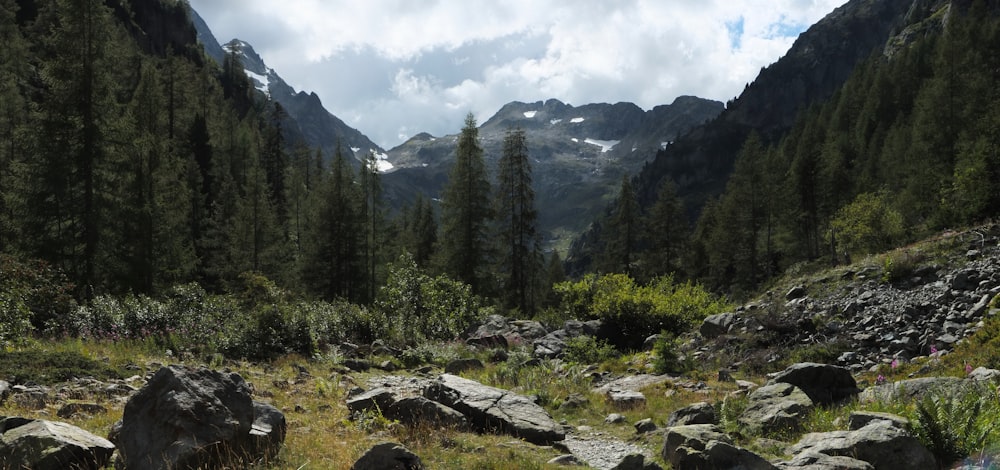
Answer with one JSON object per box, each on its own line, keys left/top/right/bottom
{"left": 570, "top": 117, "right": 585, "bottom": 123}
{"left": 523, "top": 111, "right": 537, "bottom": 118}
{"left": 245, "top": 70, "right": 270, "bottom": 96}
{"left": 550, "top": 119, "right": 562, "bottom": 125}
{"left": 584, "top": 138, "right": 619, "bottom": 153}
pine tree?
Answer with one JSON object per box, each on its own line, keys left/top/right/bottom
{"left": 359, "top": 150, "right": 384, "bottom": 303}
{"left": 304, "top": 144, "right": 363, "bottom": 300}
{"left": 437, "top": 113, "right": 492, "bottom": 294}
{"left": 0, "top": 0, "right": 28, "bottom": 253}
{"left": 24, "top": 0, "right": 131, "bottom": 296}
{"left": 599, "top": 175, "right": 640, "bottom": 275}
{"left": 494, "top": 127, "right": 542, "bottom": 314}
{"left": 641, "top": 178, "right": 687, "bottom": 279}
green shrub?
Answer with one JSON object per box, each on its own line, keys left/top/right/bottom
{"left": 912, "top": 384, "right": 1000, "bottom": 467}
{"left": 830, "top": 191, "right": 905, "bottom": 256}
{"left": 0, "top": 290, "right": 31, "bottom": 349}
{"left": 554, "top": 273, "right": 729, "bottom": 349}
{"left": 0, "top": 255, "right": 77, "bottom": 336}
{"left": 562, "top": 335, "right": 618, "bottom": 365}
{"left": 374, "top": 254, "right": 485, "bottom": 345}
{"left": 652, "top": 333, "right": 690, "bottom": 374}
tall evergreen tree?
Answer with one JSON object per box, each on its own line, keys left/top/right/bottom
{"left": 494, "top": 127, "right": 542, "bottom": 314}
{"left": 641, "top": 178, "right": 687, "bottom": 280}
{"left": 304, "top": 144, "right": 362, "bottom": 300}
{"left": 437, "top": 113, "right": 492, "bottom": 294}
{"left": 0, "top": 0, "right": 28, "bottom": 253}
{"left": 359, "top": 149, "right": 383, "bottom": 303}
{"left": 599, "top": 175, "right": 641, "bottom": 275}
{"left": 24, "top": 0, "right": 130, "bottom": 296}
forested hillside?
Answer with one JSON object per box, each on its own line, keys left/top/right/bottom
{"left": 574, "top": 0, "right": 1000, "bottom": 297}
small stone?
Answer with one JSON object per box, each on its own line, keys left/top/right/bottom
{"left": 634, "top": 418, "right": 658, "bottom": 434}
{"left": 605, "top": 413, "right": 627, "bottom": 424}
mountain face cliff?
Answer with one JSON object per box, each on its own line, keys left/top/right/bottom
{"left": 384, "top": 96, "right": 724, "bottom": 251}
{"left": 191, "top": 16, "right": 384, "bottom": 164}
{"left": 566, "top": 0, "right": 942, "bottom": 274}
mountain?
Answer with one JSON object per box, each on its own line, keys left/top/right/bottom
{"left": 384, "top": 96, "right": 724, "bottom": 252}
{"left": 190, "top": 12, "right": 385, "bottom": 165}
{"left": 566, "top": 0, "right": 930, "bottom": 274}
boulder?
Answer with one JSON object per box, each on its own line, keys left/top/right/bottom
{"left": 738, "top": 383, "right": 813, "bottom": 435}
{"left": 113, "top": 365, "right": 284, "bottom": 470}
{"left": 424, "top": 374, "right": 564, "bottom": 444}
{"left": 968, "top": 366, "right": 1000, "bottom": 381}
{"left": 466, "top": 334, "right": 508, "bottom": 350}
{"left": 249, "top": 401, "right": 287, "bottom": 461}
{"left": 666, "top": 401, "right": 717, "bottom": 426}
{"left": 0, "top": 419, "right": 115, "bottom": 470}
{"left": 662, "top": 425, "right": 775, "bottom": 470}
{"left": 700, "top": 312, "right": 736, "bottom": 339}
{"left": 777, "top": 451, "right": 874, "bottom": 470}
{"left": 768, "top": 362, "right": 859, "bottom": 405}
{"left": 606, "top": 389, "right": 646, "bottom": 409}
{"left": 634, "top": 418, "right": 657, "bottom": 434}
{"left": 385, "top": 396, "right": 467, "bottom": 428}
{"left": 847, "top": 411, "right": 908, "bottom": 431}
{"left": 611, "top": 453, "right": 664, "bottom": 470}
{"left": 788, "top": 420, "right": 935, "bottom": 470}
{"left": 351, "top": 442, "right": 424, "bottom": 470}
{"left": 346, "top": 388, "right": 397, "bottom": 415}
{"left": 858, "top": 377, "right": 966, "bottom": 402}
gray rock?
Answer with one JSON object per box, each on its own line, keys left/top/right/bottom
{"left": 663, "top": 425, "right": 775, "bottom": 470}
{"left": 847, "top": 411, "right": 908, "bottom": 431}
{"left": 466, "top": 334, "right": 508, "bottom": 350}
{"left": 424, "top": 374, "right": 564, "bottom": 444}
{"left": 969, "top": 366, "right": 1000, "bottom": 381}
{"left": 385, "top": 396, "right": 467, "bottom": 428}
{"left": 700, "top": 312, "right": 736, "bottom": 339}
{"left": 351, "top": 442, "right": 424, "bottom": 470}
{"left": 0, "top": 419, "right": 115, "bottom": 470}
{"left": 346, "top": 388, "right": 397, "bottom": 415}
{"left": 786, "top": 285, "right": 808, "bottom": 300}
{"left": 343, "top": 358, "right": 371, "bottom": 372}
{"left": 534, "top": 334, "right": 568, "bottom": 359}
{"left": 56, "top": 403, "right": 107, "bottom": 419}
{"left": 0, "top": 380, "right": 9, "bottom": 405}
{"left": 444, "top": 358, "right": 485, "bottom": 374}
{"left": 769, "top": 362, "right": 859, "bottom": 405}
{"left": 788, "top": 420, "right": 935, "bottom": 470}
{"left": 606, "top": 389, "right": 646, "bottom": 409}
{"left": 113, "top": 365, "right": 281, "bottom": 470}
{"left": 611, "top": 453, "right": 664, "bottom": 470}
{"left": 739, "top": 382, "right": 813, "bottom": 435}
{"left": 859, "top": 377, "right": 966, "bottom": 402}
{"left": 548, "top": 454, "right": 585, "bottom": 466}
{"left": 249, "top": 401, "right": 287, "bottom": 462}
{"left": 605, "top": 413, "right": 627, "bottom": 424}
{"left": 634, "top": 418, "right": 657, "bottom": 434}
{"left": 777, "top": 451, "right": 874, "bottom": 470}
{"left": 667, "top": 401, "right": 717, "bottom": 426}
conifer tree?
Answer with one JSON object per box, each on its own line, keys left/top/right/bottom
{"left": 304, "top": 144, "right": 362, "bottom": 300}
{"left": 494, "top": 127, "right": 541, "bottom": 314}
{"left": 641, "top": 178, "right": 687, "bottom": 280}
{"left": 437, "top": 113, "right": 492, "bottom": 294}
{"left": 359, "top": 150, "right": 384, "bottom": 303}
{"left": 0, "top": 0, "right": 28, "bottom": 253}
{"left": 599, "top": 175, "right": 640, "bottom": 275}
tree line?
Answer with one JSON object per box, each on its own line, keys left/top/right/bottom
{"left": 0, "top": 0, "right": 561, "bottom": 314}
{"left": 585, "top": 2, "right": 1000, "bottom": 297}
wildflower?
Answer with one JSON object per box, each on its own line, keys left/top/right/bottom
{"left": 891, "top": 359, "right": 899, "bottom": 369}
{"left": 930, "top": 345, "right": 938, "bottom": 355}
{"left": 966, "top": 363, "right": 974, "bottom": 375}
{"left": 876, "top": 374, "right": 886, "bottom": 385}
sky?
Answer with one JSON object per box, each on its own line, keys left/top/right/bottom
{"left": 189, "top": 0, "right": 849, "bottom": 149}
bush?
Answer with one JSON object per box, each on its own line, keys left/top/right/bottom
{"left": 652, "top": 333, "right": 690, "bottom": 374}
{"left": 373, "top": 254, "right": 485, "bottom": 345}
{"left": 912, "top": 384, "right": 1000, "bottom": 467}
{"left": 562, "top": 335, "right": 618, "bottom": 365}
{"left": 554, "top": 273, "right": 729, "bottom": 349}
{"left": 0, "top": 255, "right": 77, "bottom": 336}
{"left": 830, "top": 191, "right": 905, "bottom": 256}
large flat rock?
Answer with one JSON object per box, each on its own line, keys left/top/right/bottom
{"left": 424, "top": 374, "right": 564, "bottom": 444}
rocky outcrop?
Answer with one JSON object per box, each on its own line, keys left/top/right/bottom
{"left": 788, "top": 419, "right": 935, "bottom": 470}
{"left": 662, "top": 424, "right": 776, "bottom": 470}
{"left": 112, "top": 365, "right": 285, "bottom": 470}
{"left": 424, "top": 373, "right": 564, "bottom": 444}
{"left": 667, "top": 401, "right": 717, "bottom": 427}
{"left": 739, "top": 383, "right": 814, "bottom": 436}
{"left": 351, "top": 442, "right": 424, "bottom": 470}
{"left": 700, "top": 312, "right": 736, "bottom": 339}
{"left": 768, "top": 362, "right": 859, "bottom": 405}
{"left": 0, "top": 418, "right": 115, "bottom": 470}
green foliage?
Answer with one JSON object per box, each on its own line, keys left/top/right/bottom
{"left": 652, "top": 333, "right": 690, "bottom": 374}
{"left": 562, "top": 335, "right": 619, "bottom": 365}
{"left": 912, "top": 384, "right": 1000, "bottom": 467}
{"left": 374, "top": 254, "right": 485, "bottom": 345}
{"left": 0, "top": 255, "right": 77, "bottom": 336}
{"left": 555, "top": 273, "right": 729, "bottom": 349}
{"left": 0, "top": 350, "right": 122, "bottom": 385}
{"left": 831, "top": 192, "right": 905, "bottom": 256}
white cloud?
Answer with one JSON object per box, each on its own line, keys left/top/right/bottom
{"left": 190, "top": 0, "right": 847, "bottom": 148}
